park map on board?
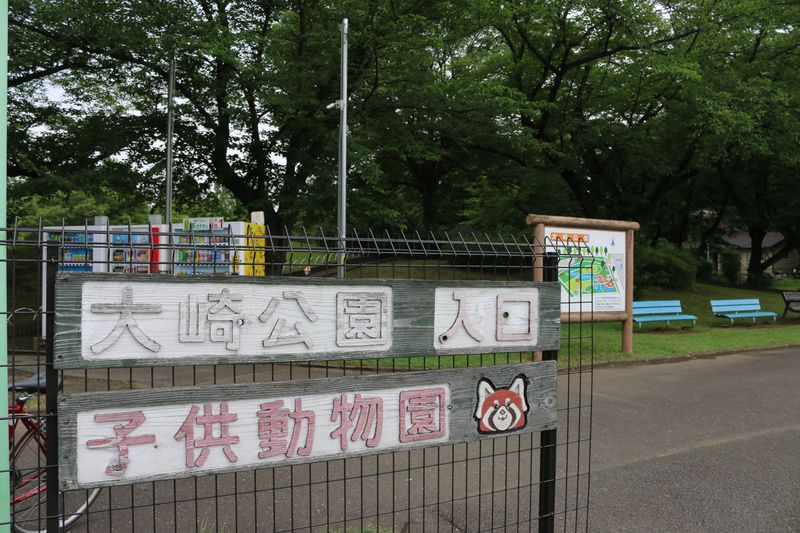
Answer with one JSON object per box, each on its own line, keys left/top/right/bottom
{"left": 546, "top": 227, "right": 626, "bottom": 313}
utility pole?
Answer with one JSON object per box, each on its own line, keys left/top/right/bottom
{"left": 165, "top": 52, "right": 175, "bottom": 228}
{"left": 328, "top": 18, "right": 348, "bottom": 279}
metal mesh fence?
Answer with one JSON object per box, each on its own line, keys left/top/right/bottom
{"left": 4, "top": 223, "right": 595, "bottom": 532}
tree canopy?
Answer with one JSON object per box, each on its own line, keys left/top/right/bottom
{"left": 8, "top": 0, "right": 800, "bottom": 281}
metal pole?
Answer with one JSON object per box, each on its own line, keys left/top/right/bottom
{"left": 165, "top": 52, "right": 175, "bottom": 227}
{"left": 538, "top": 251, "right": 559, "bottom": 533}
{"left": 336, "top": 18, "right": 348, "bottom": 279}
{"left": 0, "top": 1, "right": 9, "bottom": 529}
{"left": 45, "top": 244, "right": 59, "bottom": 533}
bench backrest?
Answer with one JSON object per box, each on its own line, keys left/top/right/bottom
{"left": 633, "top": 300, "right": 684, "bottom": 316}
{"left": 710, "top": 298, "right": 762, "bottom": 314}
{"left": 783, "top": 291, "right": 800, "bottom": 303}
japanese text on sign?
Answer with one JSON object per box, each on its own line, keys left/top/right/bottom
{"left": 80, "top": 282, "right": 393, "bottom": 361}
{"left": 434, "top": 288, "right": 540, "bottom": 350}
{"left": 76, "top": 385, "right": 450, "bottom": 486}
{"left": 60, "top": 362, "right": 558, "bottom": 489}
{"left": 67, "top": 280, "right": 555, "bottom": 366}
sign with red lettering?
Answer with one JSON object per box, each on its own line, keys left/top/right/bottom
{"left": 58, "top": 362, "right": 557, "bottom": 489}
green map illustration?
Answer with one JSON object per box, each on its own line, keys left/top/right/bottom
{"left": 558, "top": 255, "right": 619, "bottom": 297}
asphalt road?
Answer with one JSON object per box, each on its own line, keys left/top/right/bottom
{"left": 588, "top": 346, "right": 800, "bottom": 532}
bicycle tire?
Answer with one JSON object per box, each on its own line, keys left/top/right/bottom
{"left": 10, "top": 426, "right": 101, "bottom": 533}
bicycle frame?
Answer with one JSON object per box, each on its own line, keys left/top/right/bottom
{"left": 9, "top": 394, "right": 48, "bottom": 506}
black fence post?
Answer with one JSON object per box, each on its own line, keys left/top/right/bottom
{"left": 538, "top": 251, "right": 559, "bottom": 533}
{"left": 45, "top": 243, "right": 60, "bottom": 533}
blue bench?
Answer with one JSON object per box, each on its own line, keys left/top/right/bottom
{"left": 633, "top": 300, "right": 697, "bottom": 329}
{"left": 710, "top": 299, "right": 777, "bottom": 324}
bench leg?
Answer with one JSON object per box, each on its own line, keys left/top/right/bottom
{"left": 666, "top": 321, "right": 670, "bottom": 328}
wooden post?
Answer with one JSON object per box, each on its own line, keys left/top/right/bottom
{"left": 532, "top": 223, "right": 545, "bottom": 283}
{"left": 622, "top": 228, "right": 634, "bottom": 353}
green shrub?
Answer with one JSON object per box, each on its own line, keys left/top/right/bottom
{"left": 760, "top": 271, "right": 775, "bottom": 287}
{"left": 696, "top": 260, "right": 713, "bottom": 282}
{"left": 635, "top": 244, "right": 698, "bottom": 292}
{"left": 719, "top": 248, "right": 742, "bottom": 284}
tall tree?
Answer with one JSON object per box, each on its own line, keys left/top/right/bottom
{"left": 693, "top": 0, "right": 800, "bottom": 283}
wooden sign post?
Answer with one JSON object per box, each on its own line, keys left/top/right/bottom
{"left": 527, "top": 214, "right": 639, "bottom": 353}
{"left": 54, "top": 273, "right": 562, "bottom": 491}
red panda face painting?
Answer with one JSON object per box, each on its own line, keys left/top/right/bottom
{"left": 473, "top": 375, "right": 529, "bottom": 434}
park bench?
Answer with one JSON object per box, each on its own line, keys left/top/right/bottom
{"left": 782, "top": 291, "right": 800, "bottom": 319}
{"left": 710, "top": 298, "right": 777, "bottom": 324}
{"left": 633, "top": 300, "right": 697, "bottom": 329}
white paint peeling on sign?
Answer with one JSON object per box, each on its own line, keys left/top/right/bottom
{"left": 80, "top": 282, "right": 393, "bottom": 361}
{"left": 434, "top": 288, "right": 540, "bottom": 351}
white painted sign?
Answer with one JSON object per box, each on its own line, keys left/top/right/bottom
{"left": 75, "top": 384, "right": 451, "bottom": 486}
{"left": 545, "top": 227, "right": 626, "bottom": 313}
{"left": 434, "top": 288, "right": 540, "bottom": 350}
{"left": 79, "top": 282, "right": 393, "bottom": 361}
{"left": 59, "top": 278, "right": 559, "bottom": 367}
{"left": 59, "top": 362, "right": 559, "bottom": 489}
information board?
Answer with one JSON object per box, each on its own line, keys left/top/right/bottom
{"left": 546, "top": 226, "right": 627, "bottom": 313}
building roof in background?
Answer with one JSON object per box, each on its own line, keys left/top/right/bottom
{"left": 724, "top": 231, "right": 786, "bottom": 249}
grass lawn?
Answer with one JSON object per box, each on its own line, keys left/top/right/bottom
{"left": 584, "top": 282, "right": 800, "bottom": 366}
{"left": 774, "top": 278, "right": 800, "bottom": 291}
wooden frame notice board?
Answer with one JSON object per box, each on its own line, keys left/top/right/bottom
{"left": 527, "top": 214, "right": 639, "bottom": 353}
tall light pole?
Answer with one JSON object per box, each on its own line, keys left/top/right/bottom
{"left": 165, "top": 52, "right": 176, "bottom": 228}
{"left": 337, "top": 18, "right": 348, "bottom": 279}
{"left": 328, "top": 18, "right": 348, "bottom": 279}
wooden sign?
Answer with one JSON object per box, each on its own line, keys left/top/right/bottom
{"left": 58, "top": 361, "right": 557, "bottom": 489}
{"left": 54, "top": 274, "right": 560, "bottom": 368}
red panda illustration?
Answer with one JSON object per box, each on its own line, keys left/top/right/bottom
{"left": 474, "top": 375, "right": 529, "bottom": 434}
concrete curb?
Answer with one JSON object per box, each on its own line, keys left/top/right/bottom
{"left": 589, "top": 343, "right": 800, "bottom": 370}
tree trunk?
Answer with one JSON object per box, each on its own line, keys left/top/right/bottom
{"left": 746, "top": 228, "right": 765, "bottom": 285}
{"left": 409, "top": 160, "right": 441, "bottom": 229}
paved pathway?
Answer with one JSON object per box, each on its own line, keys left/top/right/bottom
{"left": 589, "top": 347, "right": 800, "bottom": 532}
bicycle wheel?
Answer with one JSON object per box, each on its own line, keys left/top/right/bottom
{"left": 10, "top": 426, "right": 101, "bottom": 533}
